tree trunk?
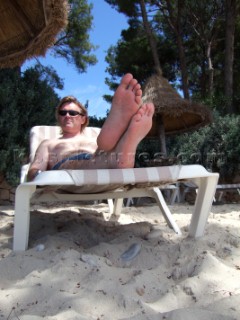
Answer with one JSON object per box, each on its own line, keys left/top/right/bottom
{"left": 224, "top": 0, "right": 236, "bottom": 114}
{"left": 165, "top": 0, "right": 190, "bottom": 99}
{"left": 206, "top": 43, "right": 214, "bottom": 95}
{"left": 139, "top": 0, "right": 162, "bottom": 76}
{"left": 139, "top": 0, "right": 167, "bottom": 154}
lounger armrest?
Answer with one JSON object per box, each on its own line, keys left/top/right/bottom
{"left": 20, "top": 163, "right": 30, "bottom": 183}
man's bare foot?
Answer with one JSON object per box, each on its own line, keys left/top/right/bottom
{"left": 115, "top": 103, "right": 155, "bottom": 168}
{"left": 97, "top": 73, "right": 142, "bottom": 151}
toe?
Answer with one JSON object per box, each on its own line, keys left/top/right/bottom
{"left": 121, "top": 73, "right": 133, "bottom": 88}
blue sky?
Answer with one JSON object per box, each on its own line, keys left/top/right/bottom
{"left": 22, "top": 0, "right": 128, "bottom": 118}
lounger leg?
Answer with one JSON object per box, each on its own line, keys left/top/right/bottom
{"left": 107, "top": 199, "right": 114, "bottom": 214}
{"left": 113, "top": 198, "right": 123, "bottom": 216}
{"left": 13, "top": 184, "right": 36, "bottom": 251}
{"left": 169, "top": 187, "right": 179, "bottom": 205}
{"left": 189, "top": 175, "right": 218, "bottom": 238}
{"left": 152, "top": 187, "right": 182, "bottom": 235}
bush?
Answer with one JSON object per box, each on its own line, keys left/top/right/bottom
{"left": 168, "top": 111, "right": 240, "bottom": 182}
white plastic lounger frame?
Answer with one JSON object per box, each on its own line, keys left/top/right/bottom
{"left": 13, "top": 126, "right": 219, "bottom": 251}
{"left": 215, "top": 184, "right": 240, "bottom": 202}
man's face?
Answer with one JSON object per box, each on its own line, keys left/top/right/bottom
{"left": 58, "top": 102, "right": 86, "bottom": 134}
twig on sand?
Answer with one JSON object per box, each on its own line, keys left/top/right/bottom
{"left": 7, "top": 307, "right": 20, "bottom": 320}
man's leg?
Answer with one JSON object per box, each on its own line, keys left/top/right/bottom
{"left": 112, "top": 102, "right": 154, "bottom": 168}
{"left": 97, "top": 73, "right": 142, "bottom": 151}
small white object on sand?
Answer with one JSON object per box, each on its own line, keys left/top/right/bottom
{"left": 120, "top": 243, "right": 142, "bottom": 262}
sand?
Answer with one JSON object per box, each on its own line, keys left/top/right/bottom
{"left": 0, "top": 201, "right": 240, "bottom": 320}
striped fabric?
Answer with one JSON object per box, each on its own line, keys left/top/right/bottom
{"left": 33, "top": 167, "right": 181, "bottom": 194}
{"left": 217, "top": 184, "right": 240, "bottom": 190}
{"left": 68, "top": 166, "right": 181, "bottom": 188}
{"left": 182, "top": 181, "right": 240, "bottom": 191}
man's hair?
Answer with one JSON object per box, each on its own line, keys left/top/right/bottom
{"left": 56, "top": 96, "right": 89, "bottom": 132}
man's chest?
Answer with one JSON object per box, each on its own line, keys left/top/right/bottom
{"left": 49, "top": 138, "right": 97, "bottom": 156}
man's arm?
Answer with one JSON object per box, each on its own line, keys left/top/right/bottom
{"left": 27, "top": 140, "right": 49, "bottom": 181}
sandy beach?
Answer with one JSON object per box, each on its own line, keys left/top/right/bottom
{"left": 0, "top": 201, "right": 240, "bottom": 320}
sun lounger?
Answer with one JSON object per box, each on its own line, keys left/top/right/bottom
{"left": 13, "top": 126, "right": 219, "bottom": 251}
{"left": 215, "top": 183, "right": 240, "bottom": 202}
{"left": 125, "top": 183, "right": 180, "bottom": 206}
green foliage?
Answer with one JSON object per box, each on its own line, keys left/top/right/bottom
{"left": 133, "top": 105, "right": 240, "bottom": 181}
{"left": 0, "top": 67, "right": 60, "bottom": 186}
{"left": 53, "top": 0, "right": 97, "bottom": 72}
{"left": 103, "top": 0, "right": 240, "bottom": 111}
{"left": 102, "top": 0, "right": 240, "bottom": 181}
{"left": 104, "top": 1, "right": 185, "bottom": 94}
{"left": 88, "top": 115, "right": 105, "bottom": 128}
{"left": 105, "top": 0, "right": 140, "bottom": 17}
{"left": 135, "top": 138, "right": 161, "bottom": 167}
{"left": 104, "top": 21, "right": 178, "bottom": 105}
{"left": 168, "top": 111, "right": 240, "bottom": 181}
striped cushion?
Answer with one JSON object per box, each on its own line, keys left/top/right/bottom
{"left": 32, "top": 166, "right": 182, "bottom": 194}
{"left": 216, "top": 184, "right": 240, "bottom": 190}
{"left": 68, "top": 166, "right": 181, "bottom": 188}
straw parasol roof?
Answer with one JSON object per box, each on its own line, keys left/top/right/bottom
{"left": 0, "top": 0, "right": 68, "bottom": 68}
{"left": 142, "top": 74, "right": 212, "bottom": 137}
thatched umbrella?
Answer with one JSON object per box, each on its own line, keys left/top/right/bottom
{"left": 0, "top": 0, "right": 68, "bottom": 68}
{"left": 142, "top": 73, "right": 212, "bottom": 154}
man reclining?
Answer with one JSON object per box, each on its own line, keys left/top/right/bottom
{"left": 28, "top": 74, "right": 154, "bottom": 181}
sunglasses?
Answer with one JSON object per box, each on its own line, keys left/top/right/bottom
{"left": 58, "top": 110, "right": 85, "bottom": 117}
